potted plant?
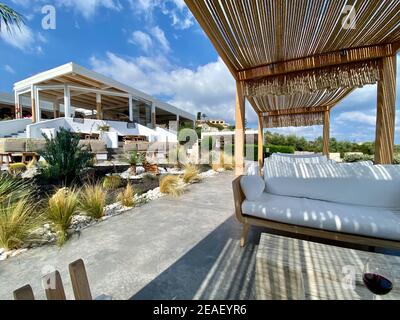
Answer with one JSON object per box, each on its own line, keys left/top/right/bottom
{"left": 126, "top": 150, "right": 142, "bottom": 175}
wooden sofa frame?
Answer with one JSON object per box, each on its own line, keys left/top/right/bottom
{"left": 232, "top": 176, "right": 400, "bottom": 250}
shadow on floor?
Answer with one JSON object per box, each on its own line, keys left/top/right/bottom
{"left": 130, "top": 216, "right": 262, "bottom": 300}
{"left": 130, "top": 215, "right": 400, "bottom": 300}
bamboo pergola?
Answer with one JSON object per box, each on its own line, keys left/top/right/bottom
{"left": 185, "top": 0, "right": 400, "bottom": 174}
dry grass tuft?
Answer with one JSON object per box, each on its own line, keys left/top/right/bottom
{"left": 79, "top": 184, "right": 106, "bottom": 219}
{"left": 47, "top": 188, "right": 79, "bottom": 246}
{"left": 102, "top": 175, "right": 122, "bottom": 190}
{"left": 183, "top": 164, "right": 202, "bottom": 184}
{"left": 159, "top": 175, "right": 184, "bottom": 197}
{"left": 0, "top": 198, "right": 41, "bottom": 250}
{"left": 117, "top": 184, "right": 135, "bottom": 207}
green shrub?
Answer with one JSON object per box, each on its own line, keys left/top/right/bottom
{"left": 343, "top": 154, "right": 374, "bottom": 163}
{"left": 47, "top": 188, "right": 79, "bottom": 246}
{"left": 9, "top": 163, "right": 27, "bottom": 175}
{"left": 0, "top": 198, "right": 41, "bottom": 250}
{"left": 40, "top": 128, "right": 92, "bottom": 185}
{"left": 79, "top": 184, "right": 106, "bottom": 219}
{"left": 103, "top": 175, "right": 122, "bottom": 190}
{"left": 266, "top": 144, "right": 295, "bottom": 154}
{"left": 393, "top": 154, "right": 400, "bottom": 164}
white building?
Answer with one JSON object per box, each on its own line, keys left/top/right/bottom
{"left": 1, "top": 63, "right": 195, "bottom": 143}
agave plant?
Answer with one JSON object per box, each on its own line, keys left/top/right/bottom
{"left": 0, "top": 3, "right": 24, "bottom": 33}
{"left": 40, "top": 128, "right": 92, "bottom": 185}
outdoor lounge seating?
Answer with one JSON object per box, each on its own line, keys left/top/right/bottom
{"left": 0, "top": 138, "right": 46, "bottom": 164}
{"left": 233, "top": 156, "right": 400, "bottom": 249}
{"left": 79, "top": 140, "right": 108, "bottom": 161}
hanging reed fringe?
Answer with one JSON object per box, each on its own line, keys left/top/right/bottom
{"left": 245, "top": 61, "right": 381, "bottom": 97}
{"left": 264, "top": 112, "right": 324, "bottom": 128}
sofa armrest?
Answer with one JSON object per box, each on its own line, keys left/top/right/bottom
{"left": 232, "top": 175, "right": 246, "bottom": 223}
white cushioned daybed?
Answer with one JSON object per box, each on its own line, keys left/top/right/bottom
{"left": 232, "top": 154, "right": 400, "bottom": 249}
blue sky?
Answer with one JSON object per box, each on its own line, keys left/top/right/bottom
{"left": 1, "top": 0, "right": 399, "bottom": 143}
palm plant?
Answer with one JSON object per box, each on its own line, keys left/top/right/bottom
{"left": 0, "top": 3, "right": 24, "bottom": 33}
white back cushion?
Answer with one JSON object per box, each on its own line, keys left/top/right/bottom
{"left": 271, "top": 153, "right": 329, "bottom": 164}
{"left": 264, "top": 160, "right": 400, "bottom": 209}
{"left": 240, "top": 175, "right": 265, "bottom": 201}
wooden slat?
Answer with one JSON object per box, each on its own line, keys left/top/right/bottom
{"left": 264, "top": 106, "right": 329, "bottom": 117}
{"left": 323, "top": 110, "right": 330, "bottom": 157}
{"left": 69, "top": 259, "right": 93, "bottom": 300}
{"left": 13, "top": 285, "right": 35, "bottom": 300}
{"left": 375, "top": 55, "right": 397, "bottom": 164}
{"left": 258, "top": 113, "right": 264, "bottom": 172}
{"left": 42, "top": 271, "right": 67, "bottom": 300}
{"left": 238, "top": 44, "right": 395, "bottom": 81}
{"left": 235, "top": 81, "right": 245, "bottom": 176}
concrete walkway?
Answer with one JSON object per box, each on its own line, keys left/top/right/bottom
{"left": 0, "top": 172, "right": 260, "bottom": 300}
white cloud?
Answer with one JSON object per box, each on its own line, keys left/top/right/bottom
{"left": 336, "top": 110, "right": 377, "bottom": 126}
{"left": 128, "top": 27, "right": 170, "bottom": 54}
{"left": 129, "top": 0, "right": 194, "bottom": 30}
{"left": 90, "top": 53, "right": 235, "bottom": 121}
{"left": 129, "top": 31, "right": 153, "bottom": 53}
{"left": 150, "top": 26, "right": 170, "bottom": 53}
{"left": 55, "top": 0, "right": 122, "bottom": 18}
{"left": 0, "top": 21, "right": 46, "bottom": 54}
{"left": 4, "top": 64, "right": 16, "bottom": 74}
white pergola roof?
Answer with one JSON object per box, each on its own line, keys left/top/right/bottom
{"left": 14, "top": 62, "right": 195, "bottom": 121}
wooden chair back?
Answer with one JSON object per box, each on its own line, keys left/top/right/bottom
{"left": 69, "top": 259, "right": 93, "bottom": 300}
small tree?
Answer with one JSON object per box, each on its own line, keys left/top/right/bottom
{"left": 0, "top": 3, "right": 24, "bottom": 33}
{"left": 40, "top": 128, "right": 92, "bottom": 185}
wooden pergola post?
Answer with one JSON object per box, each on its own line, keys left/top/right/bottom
{"left": 323, "top": 109, "right": 330, "bottom": 158}
{"left": 96, "top": 93, "right": 102, "bottom": 120}
{"left": 258, "top": 113, "right": 264, "bottom": 173}
{"left": 31, "top": 85, "right": 37, "bottom": 123}
{"left": 235, "top": 81, "right": 245, "bottom": 176}
{"left": 375, "top": 55, "right": 397, "bottom": 164}
{"left": 53, "top": 100, "right": 60, "bottom": 119}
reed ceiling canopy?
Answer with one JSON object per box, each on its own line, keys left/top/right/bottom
{"left": 185, "top": 0, "right": 400, "bottom": 127}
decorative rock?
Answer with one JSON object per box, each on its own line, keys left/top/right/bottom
{"left": 21, "top": 167, "right": 39, "bottom": 179}
{"left": 11, "top": 249, "right": 28, "bottom": 257}
{"left": 0, "top": 248, "right": 5, "bottom": 255}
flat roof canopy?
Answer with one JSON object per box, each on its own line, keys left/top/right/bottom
{"left": 14, "top": 62, "right": 195, "bottom": 121}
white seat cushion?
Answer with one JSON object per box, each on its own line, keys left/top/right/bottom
{"left": 271, "top": 153, "right": 328, "bottom": 163}
{"left": 264, "top": 161, "right": 400, "bottom": 209}
{"left": 240, "top": 175, "right": 265, "bottom": 201}
{"left": 242, "top": 192, "right": 400, "bottom": 241}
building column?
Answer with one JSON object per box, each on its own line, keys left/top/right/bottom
{"left": 64, "top": 85, "right": 71, "bottom": 118}
{"left": 14, "top": 91, "right": 21, "bottom": 119}
{"left": 375, "top": 55, "right": 397, "bottom": 164}
{"left": 323, "top": 109, "right": 330, "bottom": 158}
{"left": 31, "top": 85, "right": 36, "bottom": 123}
{"left": 35, "top": 87, "right": 41, "bottom": 122}
{"left": 235, "top": 81, "right": 245, "bottom": 176}
{"left": 128, "top": 95, "right": 133, "bottom": 122}
{"left": 176, "top": 114, "right": 180, "bottom": 130}
{"left": 151, "top": 104, "right": 156, "bottom": 129}
{"left": 96, "top": 93, "right": 102, "bottom": 120}
{"left": 258, "top": 113, "right": 264, "bottom": 173}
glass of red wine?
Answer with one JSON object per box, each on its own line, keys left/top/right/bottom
{"left": 363, "top": 258, "right": 394, "bottom": 300}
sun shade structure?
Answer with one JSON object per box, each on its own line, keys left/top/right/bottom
{"left": 13, "top": 63, "right": 195, "bottom": 128}
{"left": 185, "top": 0, "right": 400, "bottom": 173}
